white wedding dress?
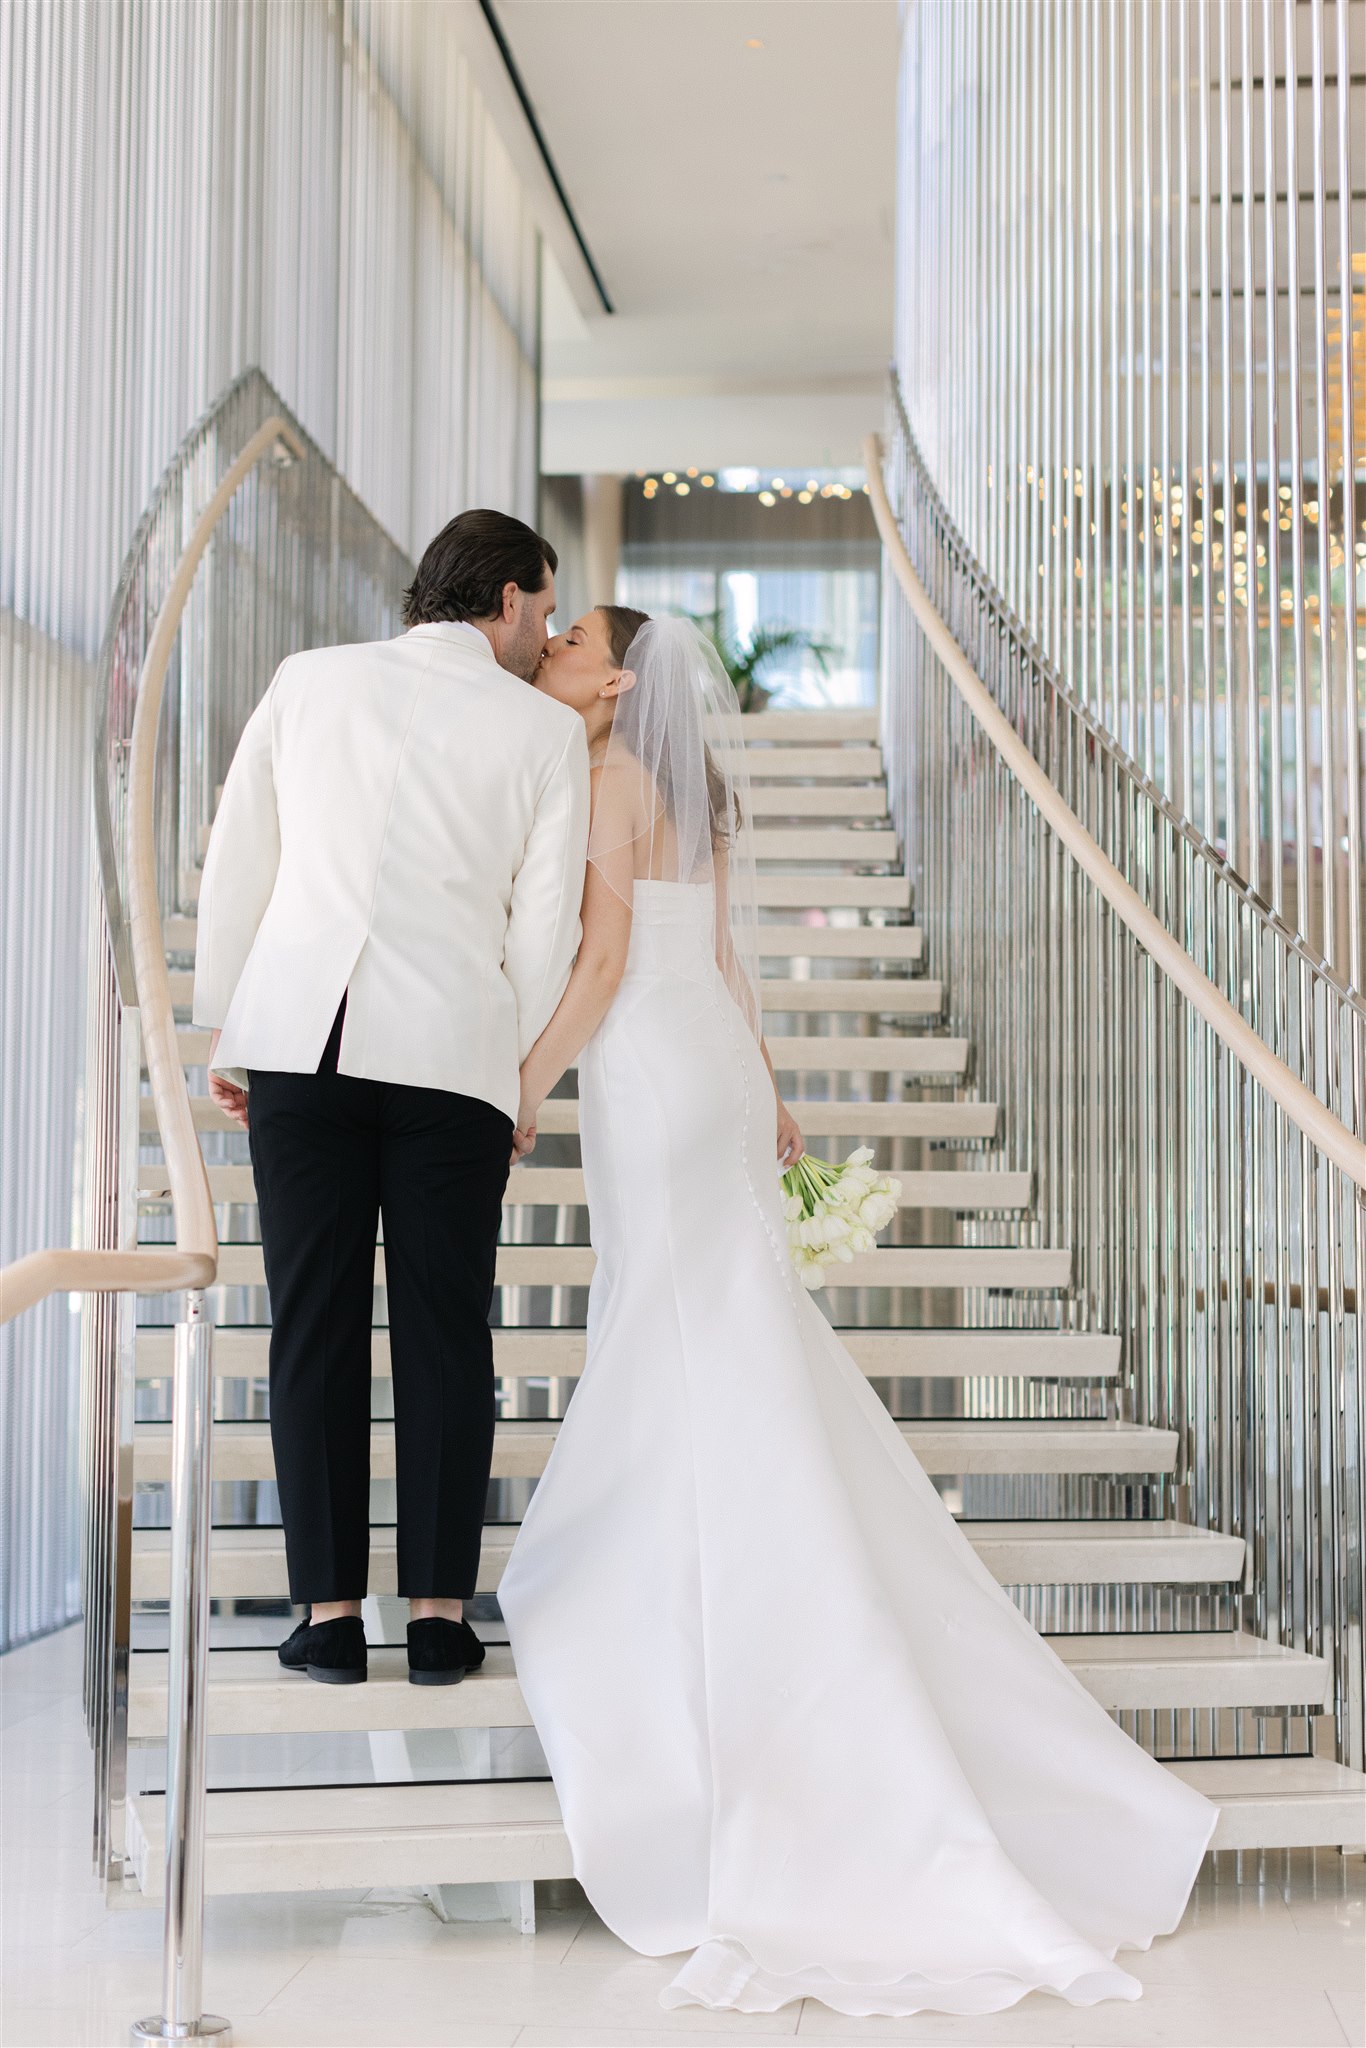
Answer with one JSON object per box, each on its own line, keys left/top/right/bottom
{"left": 498, "top": 880, "right": 1218, "bottom": 2018}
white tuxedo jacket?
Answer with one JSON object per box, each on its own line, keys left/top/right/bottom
{"left": 193, "top": 622, "right": 590, "bottom": 1123}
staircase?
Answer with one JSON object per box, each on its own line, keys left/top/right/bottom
{"left": 125, "top": 705, "right": 1364, "bottom": 1905}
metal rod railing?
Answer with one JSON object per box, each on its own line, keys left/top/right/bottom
{"left": 866, "top": 429, "right": 1366, "bottom": 1193}
{"left": 875, "top": 377, "right": 1365, "bottom": 1770}
{"left": 1, "top": 400, "right": 307, "bottom": 2048}
{"left": 131, "top": 1296, "right": 227, "bottom": 2046}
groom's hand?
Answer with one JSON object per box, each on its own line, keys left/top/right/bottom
{"left": 205, "top": 1029, "right": 249, "bottom": 1129}
{"left": 208, "top": 1070, "right": 250, "bottom": 1131}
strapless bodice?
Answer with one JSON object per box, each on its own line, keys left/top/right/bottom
{"left": 622, "top": 880, "right": 716, "bottom": 982}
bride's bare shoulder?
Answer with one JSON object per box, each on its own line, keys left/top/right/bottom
{"left": 592, "top": 743, "right": 662, "bottom": 831}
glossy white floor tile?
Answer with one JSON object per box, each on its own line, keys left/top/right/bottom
{"left": 4, "top": 1626, "right": 1362, "bottom": 2048}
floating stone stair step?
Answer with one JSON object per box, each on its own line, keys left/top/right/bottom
{"left": 747, "top": 828, "right": 899, "bottom": 863}
{"left": 129, "top": 1645, "right": 531, "bottom": 1739}
{"left": 765, "top": 1035, "right": 967, "bottom": 1075}
{"left": 162, "top": 905, "right": 918, "bottom": 969}
{"left": 751, "top": 979, "right": 944, "bottom": 1014}
{"left": 125, "top": 1630, "right": 1334, "bottom": 1742}
{"left": 134, "top": 1325, "right": 1122, "bottom": 1383}
{"left": 748, "top": 786, "right": 888, "bottom": 817}
{"left": 535, "top": 1098, "right": 997, "bottom": 1140}
{"left": 125, "top": 1754, "right": 1366, "bottom": 1900}
{"left": 745, "top": 746, "right": 883, "bottom": 780}
{"left": 195, "top": 1241, "right": 1071, "bottom": 1295}
{"left": 740, "top": 710, "right": 879, "bottom": 741}
{"left": 171, "top": 1026, "right": 963, "bottom": 1075}
{"left": 130, "top": 1518, "right": 1242, "bottom": 1602}
{"left": 134, "top": 1418, "right": 560, "bottom": 1484}
{"left": 165, "top": 953, "right": 932, "bottom": 1012}
{"left": 755, "top": 925, "right": 923, "bottom": 960}
{"left": 1166, "top": 1757, "right": 1366, "bottom": 1851}
{"left": 1050, "top": 1633, "right": 1334, "bottom": 1712}
{"left": 143, "top": 1094, "right": 1000, "bottom": 1141}
{"left": 133, "top": 1417, "right": 1173, "bottom": 1487}
{"left": 178, "top": 869, "right": 912, "bottom": 912}
{"left": 755, "top": 875, "right": 911, "bottom": 909}
{"left": 127, "top": 1780, "right": 574, "bottom": 1899}
{"left": 141, "top": 1161, "right": 1030, "bottom": 1213}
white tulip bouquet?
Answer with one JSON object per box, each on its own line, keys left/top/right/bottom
{"left": 781, "top": 1146, "right": 902, "bottom": 1291}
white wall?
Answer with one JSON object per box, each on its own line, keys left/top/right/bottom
{"left": 0, "top": 0, "right": 544, "bottom": 1648}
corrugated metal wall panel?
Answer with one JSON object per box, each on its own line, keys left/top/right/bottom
{"left": 0, "top": 0, "right": 544, "bottom": 1649}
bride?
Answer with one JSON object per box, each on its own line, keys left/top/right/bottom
{"left": 497, "top": 608, "right": 1216, "bottom": 2019}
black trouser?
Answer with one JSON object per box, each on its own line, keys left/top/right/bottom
{"left": 248, "top": 1004, "right": 512, "bottom": 1603}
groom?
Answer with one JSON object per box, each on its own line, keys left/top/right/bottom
{"left": 193, "top": 509, "right": 589, "bottom": 1685}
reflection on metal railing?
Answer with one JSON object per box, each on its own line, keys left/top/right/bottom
{"left": 879, "top": 375, "right": 1364, "bottom": 1775}
{"left": 896, "top": 0, "right": 1364, "bottom": 984}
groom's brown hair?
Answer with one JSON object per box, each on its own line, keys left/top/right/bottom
{"left": 403, "top": 509, "right": 558, "bottom": 628}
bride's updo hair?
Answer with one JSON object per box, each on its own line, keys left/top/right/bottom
{"left": 593, "top": 603, "right": 741, "bottom": 851}
{"left": 597, "top": 604, "right": 651, "bottom": 668}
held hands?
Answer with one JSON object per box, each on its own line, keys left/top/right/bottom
{"left": 206, "top": 1031, "right": 250, "bottom": 1130}
{"left": 511, "top": 1085, "right": 540, "bottom": 1164}
{"left": 511, "top": 1120, "right": 537, "bottom": 1164}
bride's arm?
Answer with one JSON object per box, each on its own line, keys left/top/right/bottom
{"left": 713, "top": 848, "right": 804, "bottom": 1167}
{"left": 514, "top": 841, "right": 633, "bottom": 1150}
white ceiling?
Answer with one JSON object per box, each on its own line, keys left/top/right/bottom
{"left": 494, "top": 0, "right": 900, "bottom": 474}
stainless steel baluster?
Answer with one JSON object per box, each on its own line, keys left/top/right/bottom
{"left": 132, "top": 1293, "right": 229, "bottom": 2046}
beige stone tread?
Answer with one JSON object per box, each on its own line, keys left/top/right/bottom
{"left": 132, "top": 1417, "right": 1175, "bottom": 1487}
{"left": 754, "top": 875, "right": 911, "bottom": 908}
{"left": 126, "top": 1632, "right": 1331, "bottom": 1743}
{"left": 745, "top": 746, "right": 883, "bottom": 779}
{"left": 747, "top": 828, "right": 899, "bottom": 862}
{"left": 194, "top": 806, "right": 897, "bottom": 856}
{"left": 122, "top": 1756, "right": 1366, "bottom": 1898}
{"left": 766, "top": 1035, "right": 967, "bottom": 1074}
{"left": 748, "top": 786, "right": 887, "bottom": 816}
{"left": 740, "top": 709, "right": 879, "bottom": 741}
{"left": 755, "top": 924, "right": 923, "bottom": 960}
{"left": 141, "top": 1162, "right": 1028, "bottom": 1211}
{"left": 179, "top": 869, "right": 911, "bottom": 912}
{"left": 534, "top": 1098, "right": 996, "bottom": 1139}
{"left": 755, "top": 979, "right": 944, "bottom": 1014}
{"left": 130, "top": 1518, "right": 1243, "bottom": 1601}
{"left": 126, "top": 1779, "right": 574, "bottom": 1898}
{"left": 145, "top": 1093, "right": 996, "bottom": 1140}
{"left": 135, "top": 1325, "right": 1122, "bottom": 1383}
{"left": 128, "top": 1645, "right": 532, "bottom": 1739}
{"left": 166, "top": 951, "right": 931, "bottom": 1011}
{"left": 1051, "top": 1632, "right": 1335, "bottom": 1711}
{"left": 196, "top": 1241, "right": 1071, "bottom": 1294}
{"left": 172, "top": 1027, "right": 964, "bottom": 1074}
{"left": 1175, "top": 1756, "right": 1366, "bottom": 1852}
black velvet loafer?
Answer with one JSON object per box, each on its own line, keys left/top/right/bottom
{"left": 407, "top": 1616, "right": 486, "bottom": 1686}
{"left": 277, "top": 1614, "right": 367, "bottom": 1685}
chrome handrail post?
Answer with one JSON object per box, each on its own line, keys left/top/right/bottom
{"left": 132, "top": 1290, "right": 229, "bottom": 2046}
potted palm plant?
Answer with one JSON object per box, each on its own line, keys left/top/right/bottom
{"left": 687, "top": 606, "right": 838, "bottom": 713}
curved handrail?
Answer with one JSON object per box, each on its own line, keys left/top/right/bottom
{"left": 864, "top": 431, "right": 1366, "bottom": 1194}
{"left": 0, "top": 416, "right": 305, "bottom": 1324}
